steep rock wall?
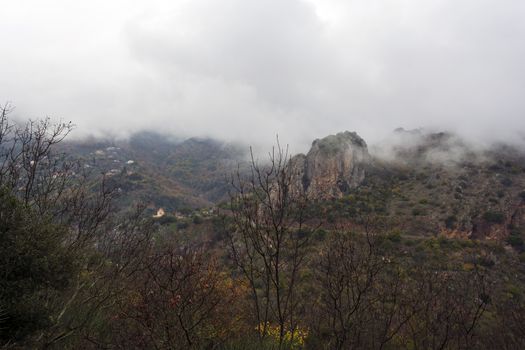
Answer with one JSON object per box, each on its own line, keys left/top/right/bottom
{"left": 291, "top": 131, "right": 370, "bottom": 199}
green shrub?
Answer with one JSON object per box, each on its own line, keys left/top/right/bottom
{"left": 483, "top": 211, "right": 505, "bottom": 224}
{"left": 412, "top": 208, "right": 426, "bottom": 216}
{"left": 387, "top": 230, "right": 402, "bottom": 243}
{"left": 176, "top": 221, "right": 189, "bottom": 230}
{"left": 477, "top": 255, "right": 496, "bottom": 268}
{"left": 459, "top": 239, "right": 475, "bottom": 248}
{"left": 158, "top": 215, "right": 177, "bottom": 225}
{"left": 404, "top": 238, "right": 416, "bottom": 247}
{"left": 445, "top": 215, "right": 457, "bottom": 229}
{"left": 192, "top": 215, "right": 204, "bottom": 224}
{"left": 507, "top": 234, "right": 524, "bottom": 248}
{"left": 179, "top": 207, "right": 193, "bottom": 215}
{"left": 0, "top": 190, "right": 77, "bottom": 343}
{"left": 314, "top": 229, "right": 327, "bottom": 241}
{"left": 500, "top": 177, "right": 513, "bottom": 187}
{"left": 438, "top": 237, "right": 461, "bottom": 250}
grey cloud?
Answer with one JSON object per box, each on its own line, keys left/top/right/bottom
{"left": 0, "top": 0, "right": 524, "bottom": 153}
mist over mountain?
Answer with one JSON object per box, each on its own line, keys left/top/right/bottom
{"left": 2, "top": 0, "right": 525, "bottom": 151}
{"left": 60, "top": 128, "right": 525, "bottom": 243}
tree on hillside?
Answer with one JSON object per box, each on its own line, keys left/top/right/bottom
{"left": 227, "top": 142, "right": 310, "bottom": 347}
{"left": 106, "top": 242, "right": 245, "bottom": 349}
{"left": 0, "top": 189, "right": 77, "bottom": 345}
{"left": 0, "top": 104, "right": 152, "bottom": 348}
{"left": 310, "top": 227, "right": 490, "bottom": 349}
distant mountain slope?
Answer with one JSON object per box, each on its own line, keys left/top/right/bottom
{"left": 323, "top": 130, "right": 525, "bottom": 241}
{"left": 162, "top": 137, "right": 246, "bottom": 202}
{"left": 61, "top": 132, "right": 247, "bottom": 211}
{"left": 62, "top": 129, "right": 525, "bottom": 243}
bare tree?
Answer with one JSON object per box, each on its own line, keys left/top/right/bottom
{"left": 312, "top": 227, "right": 401, "bottom": 349}
{"left": 481, "top": 293, "right": 525, "bottom": 349}
{"left": 311, "top": 214, "right": 489, "bottom": 350}
{"left": 0, "top": 103, "right": 74, "bottom": 209}
{"left": 0, "top": 105, "right": 153, "bottom": 348}
{"left": 105, "top": 242, "right": 243, "bottom": 350}
{"left": 227, "top": 141, "right": 310, "bottom": 347}
{"left": 39, "top": 206, "right": 154, "bottom": 348}
{"left": 401, "top": 265, "right": 489, "bottom": 350}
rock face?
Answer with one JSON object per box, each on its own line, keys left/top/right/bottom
{"left": 291, "top": 131, "right": 370, "bottom": 199}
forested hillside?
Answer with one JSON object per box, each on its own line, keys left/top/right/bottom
{"left": 59, "top": 131, "right": 248, "bottom": 212}
{"left": 1, "top": 108, "right": 525, "bottom": 349}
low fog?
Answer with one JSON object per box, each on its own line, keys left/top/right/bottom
{"left": 1, "top": 0, "right": 525, "bottom": 153}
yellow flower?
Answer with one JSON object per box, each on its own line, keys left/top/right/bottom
{"left": 257, "top": 322, "right": 308, "bottom": 349}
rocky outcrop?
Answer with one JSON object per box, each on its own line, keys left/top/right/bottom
{"left": 291, "top": 131, "right": 370, "bottom": 199}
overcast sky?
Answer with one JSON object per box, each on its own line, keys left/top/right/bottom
{"left": 1, "top": 0, "right": 524, "bottom": 151}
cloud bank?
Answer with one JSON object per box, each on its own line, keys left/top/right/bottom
{"left": 1, "top": 0, "right": 524, "bottom": 152}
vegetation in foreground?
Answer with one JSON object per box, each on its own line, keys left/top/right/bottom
{"left": 1, "top": 106, "right": 525, "bottom": 349}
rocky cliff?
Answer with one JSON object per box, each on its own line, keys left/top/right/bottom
{"left": 291, "top": 131, "right": 370, "bottom": 199}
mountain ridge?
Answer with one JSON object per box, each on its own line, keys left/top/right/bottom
{"left": 61, "top": 129, "right": 525, "bottom": 244}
